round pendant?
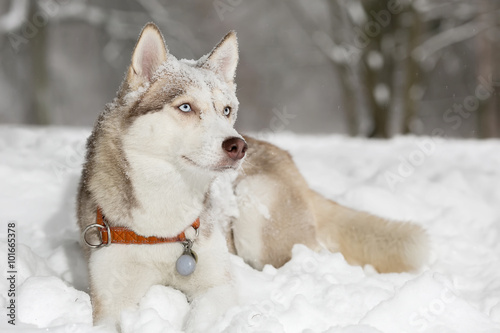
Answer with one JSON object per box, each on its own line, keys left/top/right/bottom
{"left": 176, "top": 253, "right": 197, "bottom": 276}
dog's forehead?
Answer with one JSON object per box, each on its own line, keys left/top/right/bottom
{"left": 153, "top": 58, "right": 238, "bottom": 106}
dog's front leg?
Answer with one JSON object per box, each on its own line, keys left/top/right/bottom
{"left": 88, "top": 247, "right": 163, "bottom": 330}
{"left": 181, "top": 230, "right": 238, "bottom": 333}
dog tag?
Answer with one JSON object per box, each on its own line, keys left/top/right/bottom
{"left": 176, "top": 240, "right": 197, "bottom": 276}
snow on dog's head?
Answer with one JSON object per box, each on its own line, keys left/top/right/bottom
{"left": 118, "top": 23, "right": 245, "bottom": 175}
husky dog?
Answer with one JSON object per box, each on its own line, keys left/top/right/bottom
{"left": 78, "top": 23, "right": 428, "bottom": 331}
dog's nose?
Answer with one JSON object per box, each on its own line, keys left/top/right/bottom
{"left": 222, "top": 137, "right": 248, "bottom": 161}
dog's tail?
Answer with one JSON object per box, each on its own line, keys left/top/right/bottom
{"left": 310, "top": 191, "right": 429, "bottom": 273}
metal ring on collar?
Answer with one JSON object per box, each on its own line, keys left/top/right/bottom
{"left": 83, "top": 222, "right": 111, "bottom": 248}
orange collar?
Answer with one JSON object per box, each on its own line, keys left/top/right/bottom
{"left": 83, "top": 207, "right": 200, "bottom": 248}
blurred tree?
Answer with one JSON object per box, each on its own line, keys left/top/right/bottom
{"left": 288, "top": 0, "right": 499, "bottom": 138}
{"left": 476, "top": 0, "right": 500, "bottom": 138}
{"left": 0, "top": 0, "right": 498, "bottom": 138}
{"left": 286, "top": 0, "right": 363, "bottom": 136}
{"left": 289, "top": 0, "right": 421, "bottom": 138}
{"left": 414, "top": 0, "right": 499, "bottom": 138}
{"left": 29, "top": 1, "right": 50, "bottom": 125}
{"left": 356, "top": 0, "right": 404, "bottom": 138}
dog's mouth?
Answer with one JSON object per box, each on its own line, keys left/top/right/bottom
{"left": 182, "top": 156, "right": 239, "bottom": 172}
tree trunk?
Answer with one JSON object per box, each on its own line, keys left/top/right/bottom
{"left": 476, "top": 0, "right": 499, "bottom": 138}
{"left": 402, "top": 7, "right": 421, "bottom": 135}
{"left": 30, "top": 2, "right": 50, "bottom": 125}
{"left": 360, "top": 0, "right": 394, "bottom": 138}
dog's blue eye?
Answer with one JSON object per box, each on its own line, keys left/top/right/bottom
{"left": 223, "top": 107, "right": 231, "bottom": 117}
{"left": 179, "top": 104, "right": 192, "bottom": 112}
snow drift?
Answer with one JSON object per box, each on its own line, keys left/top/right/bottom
{"left": 0, "top": 126, "right": 499, "bottom": 332}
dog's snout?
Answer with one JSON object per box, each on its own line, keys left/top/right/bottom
{"left": 222, "top": 137, "right": 247, "bottom": 161}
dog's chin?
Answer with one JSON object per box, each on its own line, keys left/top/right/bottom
{"left": 182, "top": 156, "right": 241, "bottom": 173}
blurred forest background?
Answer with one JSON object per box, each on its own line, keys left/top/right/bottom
{"left": 0, "top": 0, "right": 499, "bottom": 138}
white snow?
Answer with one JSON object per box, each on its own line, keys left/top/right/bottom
{"left": 1, "top": 126, "right": 500, "bottom": 332}
{"left": 18, "top": 276, "right": 92, "bottom": 328}
{"left": 373, "top": 83, "right": 390, "bottom": 105}
{"left": 366, "top": 51, "right": 383, "bottom": 70}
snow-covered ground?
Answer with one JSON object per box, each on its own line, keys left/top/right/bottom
{"left": 1, "top": 125, "right": 500, "bottom": 333}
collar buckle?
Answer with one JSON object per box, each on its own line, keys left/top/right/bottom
{"left": 83, "top": 221, "right": 111, "bottom": 248}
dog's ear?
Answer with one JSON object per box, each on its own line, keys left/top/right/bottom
{"left": 127, "top": 23, "right": 168, "bottom": 86}
{"left": 200, "top": 31, "right": 238, "bottom": 84}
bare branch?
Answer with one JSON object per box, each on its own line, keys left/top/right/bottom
{"left": 0, "top": 0, "right": 28, "bottom": 33}
{"left": 412, "top": 12, "right": 498, "bottom": 62}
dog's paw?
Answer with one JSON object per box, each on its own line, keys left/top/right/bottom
{"left": 184, "top": 284, "right": 237, "bottom": 333}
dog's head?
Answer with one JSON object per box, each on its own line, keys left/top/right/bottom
{"left": 117, "top": 23, "right": 246, "bottom": 175}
